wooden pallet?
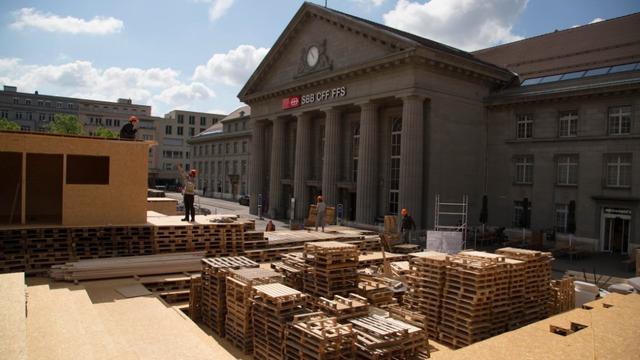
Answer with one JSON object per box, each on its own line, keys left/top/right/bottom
{"left": 313, "top": 294, "right": 369, "bottom": 322}
{"left": 284, "top": 312, "right": 356, "bottom": 360}
{"left": 349, "top": 314, "right": 427, "bottom": 359}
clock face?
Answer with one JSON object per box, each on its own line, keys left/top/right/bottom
{"left": 306, "top": 46, "right": 319, "bottom": 67}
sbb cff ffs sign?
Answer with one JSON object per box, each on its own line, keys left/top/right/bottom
{"left": 282, "top": 96, "right": 301, "bottom": 110}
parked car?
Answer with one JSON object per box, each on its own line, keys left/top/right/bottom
{"left": 238, "top": 195, "right": 250, "bottom": 206}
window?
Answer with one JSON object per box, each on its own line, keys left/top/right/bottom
{"left": 177, "top": 127, "right": 183, "bottom": 135}
{"left": 37, "top": 100, "right": 43, "bottom": 106}
{"left": 605, "top": 154, "right": 632, "bottom": 188}
{"left": 25, "top": 99, "right": 32, "bottom": 105}
{"left": 48, "top": 113, "right": 54, "bottom": 121}
{"left": 106, "top": 118, "right": 112, "bottom": 126}
{"left": 513, "top": 199, "right": 532, "bottom": 227}
{"left": 56, "top": 102, "right": 62, "bottom": 108}
{"left": 514, "top": 155, "right": 534, "bottom": 184}
{"left": 39, "top": 113, "right": 45, "bottom": 121}
{"left": 608, "top": 106, "right": 631, "bottom": 135}
{"left": 555, "top": 204, "right": 568, "bottom": 233}
{"left": 389, "top": 118, "right": 402, "bottom": 214}
{"left": 13, "top": 97, "right": 19, "bottom": 104}
{"left": 114, "top": 119, "right": 120, "bottom": 127}
{"left": 189, "top": 115, "right": 195, "bottom": 125}
{"left": 241, "top": 160, "right": 246, "bottom": 175}
{"left": 516, "top": 114, "right": 533, "bottom": 139}
{"left": 67, "top": 103, "right": 73, "bottom": 109}
{"left": 352, "top": 124, "right": 360, "bottom": 182}
{"left": 205, "top": 145, "right": 209, "bottom": 156}
{"left": 189, "top": 127, "right": 195, "bottom": 136}
{"left": 66, "top": 155, "right": 109, "bottom": 184}
{"left": 558, "top": 111, "right": 578, "bottom": 137}
{"left": 45, "top": 101, "right": 51, "bottom": 107}
{"left": 0, "top": 110, "right": 8, "bottom": 118}
{"left": 242, "top": 141, "right": 247, "bottom": 153}
{"left": 177, "top": 114, "right": 184, "bottom": 124}
{"left": 226, "top": 143, "right": 230, "bottom": 154}
{"left": 21, "top": 126, "right": 30, "bottom": 131}
{"left": 233, "top": 161, "right": 238, "bottom": 174}
{"left": 16, "top": 112, "right": 23, "bottom": 120}
{"left": 556, "top": 155, "right": 578, "bottom": 185}
{"left": 165, "top": 125, "right": 172, "bottom": 135}
{"left": 27, "top": 112, "right": 32, "bottom": 121}
{"left": 242, "top": 121, "right": 246, "bottom": 130}
{"left": 200, "top": 116, "right": 206, "bottom": 126}
{"left": 234, "top": 123, "right": 239, "bottom": 132}
{"left": 234, "top": 142, "right": 238, "bottom": 154}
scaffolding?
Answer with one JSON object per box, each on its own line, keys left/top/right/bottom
{"left": 434, "top": 194, "right": 469, "bottom": 243}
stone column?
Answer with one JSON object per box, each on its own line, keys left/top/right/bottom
{"left": 356, "top": 102, "right": 378, "bottom": 224}
{"left": 249, "top": 120, "right": 266, "bottom": 215}
{"left": 293, "top": 113, "right": 312, "bottom": 220}
{"left": 398, "top": 95, "right": 426, "bottom": 229}
{"left": 321, "top": 108, "right": 341, "bottom": 208}
{"left": 268, "top": 117, "right": 287, "bottom": 218}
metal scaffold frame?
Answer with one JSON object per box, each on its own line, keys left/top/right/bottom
{"left": 434, "top": 194, "right": 469, "bottom": 243}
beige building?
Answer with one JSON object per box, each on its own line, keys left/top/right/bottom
{"left": 188, "top": 106, "right": 251, "bottom": 199}
{"left": 242, "top": 3, "right": 640, "bottom": 253}
{"left": 157, "top": 110, "right": 226, "bottom": 186}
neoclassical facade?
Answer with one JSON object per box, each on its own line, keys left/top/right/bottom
{"left": 240, "top": 3, "right": 640, "bottom": 253}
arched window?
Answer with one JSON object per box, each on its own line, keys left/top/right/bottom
{"left": 389, "top": 117, "right": 402, "bottom": 214}
{"left": 352, "top": 124, "right": 360, "bottom": 182}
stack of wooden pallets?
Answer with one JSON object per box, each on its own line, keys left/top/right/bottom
{"left": 284, "top": 312, "right": 356, "bottom": 359}
{"left": 313, "top": 294, "right": 369, "bottom": 322}
{"left": 349, "top": 314, "right": 426, "bottom": 359}
{"left": 303, "top": 241, "right": 358, "bottom": 298}
{"left": 188, "top": 274, "right": 202, "bottom": 321}
{"left": 549, "top": 277, "right": 575, "bottom": 315}
{"left": 271, "top": 252, "right": 307, "bottom": 290}
{"left": 505, "top": 258, "right": 526, "bottom": 330}
{"left": 495, "top": 247, "right": 553, "bottom": 325}
{"left": 225, "top": 267, "right": 282, "bottom": 353}
{"left": 0, "top": 229, "right": 25, "bottom": 273}
{"left": 252, "top": 283, "right": 307, "bottom": 360}
{"left": 244, "top": 231, "right": 268, "bottom": 251}
{"left": 403, "top": 251, "right": 448, "bottom": 339}
{"left": 199, "top": 256, "right": 258, "bottom": 336}
{"left": 357, "top": 278, "right": 397, "bottom": 308}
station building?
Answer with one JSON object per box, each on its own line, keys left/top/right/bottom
{"left": 241, "top": 3, "right": 640, "bottom": 253}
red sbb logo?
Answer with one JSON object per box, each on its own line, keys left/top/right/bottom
{"left": 282, "top": 96, "right": 301, "bottom": 110}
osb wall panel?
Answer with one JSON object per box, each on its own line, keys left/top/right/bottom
{"left": 0, "top": 132, "right": 148, "bottom": 226}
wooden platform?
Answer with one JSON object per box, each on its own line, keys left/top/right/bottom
{"left": 0, "top": 273, "right": 26, "bottom": 360}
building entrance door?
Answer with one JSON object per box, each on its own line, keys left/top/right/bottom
{"left": 601, "top": 208, "right": 631, "bottom": 254}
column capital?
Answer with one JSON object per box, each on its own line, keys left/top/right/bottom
{"left": 319, "top": 106, "right": 342, "bottom": 115}
{"left": 291, "top": 111, "right": 312, "bottom": 121}
{"left": 252, "top": 118, "right": 269, "bottom": 127}
{"left": 355, "top": 100, "right": 379, "bottom": 112}
{"left": 396, "top": 93, "right": 428, "bottom": 102}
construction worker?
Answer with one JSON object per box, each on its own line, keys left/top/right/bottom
{"left": 177, "top": 164, "right": 197, "bottom": 222}
{"left": 119, "top": 116, "right": 138, "bottom": 140}
{"left": 265, "top": 220, "right": 276, "bottom": 232}
{"left": 315, "top": 195, "right": 326, "bottom": 232}
{"left": 400, "top": 208, "right": 416, "bottom": 244}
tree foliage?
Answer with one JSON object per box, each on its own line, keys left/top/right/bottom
{"left": 47, "top": 114, "right": 83, "bottom": 135}
{"left": 0, "top": 118, "right": 20, "bottom": 131}
{"left": 95, "top": 126, "right": 118, "bottom": 138}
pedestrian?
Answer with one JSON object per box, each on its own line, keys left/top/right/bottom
{"left": 119, "top": 116, "right": 138, "bottom": 140}
{"left": 265, "top": 220, "right": 276, "bottom": 232}
{"left": 400, "top": 208, "right": 416, "bottom": 244}
{"left": 178, "top": 164, "right": 197, "bottom": 222}
{"left": 203, "top": 185, "right": 207, "bottom": 197}
{"left": 315, "top": 196, "right": 326, "bottom": 232}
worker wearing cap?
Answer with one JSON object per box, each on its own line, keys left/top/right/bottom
{"left": 119, "top": 116, "right": 138, "bottom": 140}
{"left": 177, "top": 164, "right": 197, "bottom": 222}
{"left": 400, "top": 208, "right": 416, "bottom": 244}
{"left": 315, "top": 195, "right": 327, "bottom": 232}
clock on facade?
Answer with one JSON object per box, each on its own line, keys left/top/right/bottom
{"left": 306, "top": 46, "right": 319, "bottom": 68}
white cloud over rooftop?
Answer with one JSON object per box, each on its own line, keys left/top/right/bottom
{"left": 10, "top": 8, "right": 124, "bottom": 35}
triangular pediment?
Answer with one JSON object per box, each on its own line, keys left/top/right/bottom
{"left": 238, "top": 2, "right": 419, "bottom": 100}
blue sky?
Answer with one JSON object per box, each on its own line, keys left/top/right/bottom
{"left": 1, "top": 0, "right": 639, "bottom": 116}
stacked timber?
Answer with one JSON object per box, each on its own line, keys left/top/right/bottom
{"left": 271, "top": 252, "right": 307, "bottom": 290}
{"left": 505, "top": 258, "right": 527, "bottom": 330}
{"left": 49, "top": 251, "right": 205, "bottom": 281}
{"left": 284, "top": 312, "right": 356, "bottom": 359}
{"left": 188, "top": 275, "right": 202, "bottom": 321}
{"left": 244, "top": 231, "right": 268, "bottom": 251}
{"left": 252, "top": 283, "right": 306, "bottom": 360}
{"left": 358, "top": 278, "right": 397, "bottom": 308}
{"left": 496, "top": 247, "right": 553, "bottom": 324}
{"left": 225, "top": 268, "right": 282, "bottom": 353}
{"left": 403, "top": 251, "right": 448, "bottom": 339}
{"left": 303, "top": 241, "right": 358, "bottom": 298}
{"left": 200, "top": 256, "right": 258, "bottom": 336}
{"left": 314, "top": 294, "right": 369, "bottom": 322}
{"left": 549, "top": 277, "right": 575, "bottom": 315}
{"left": 350, "top": 315, "right": 426, "bottom": 359}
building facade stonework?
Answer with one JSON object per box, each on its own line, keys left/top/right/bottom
{"left": 241, "top": 4, "right": 640, "bottom": 253}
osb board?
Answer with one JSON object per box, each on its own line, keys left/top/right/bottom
{"left": 25, "top": 277, "right": 241, "bottom": 359}
{"left": 0, "top": 273, "right": 26, "bottom": 360}
{"left": 0, "top": 131, "right": 148, "bottom": 227}
{"left": 431, "top": 293, "right": 640, "bottom": 360}
{"left": 115, "top": 284, "right": 152, "bottom": 298}
{"left": 147, "top": 198, "right": 178, "bottom": 216}
{"left": 264, "top": 226, "right": 363, "bottom": 246}
{"left": 358, "top": 252, "right": 406, "bottom": 262}
{"left": 147, "top": 215, "right": 239, "bottom": 226}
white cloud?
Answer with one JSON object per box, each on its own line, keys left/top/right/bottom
{"left": 193, "top": 45, "right": 269, "bottom": 86}
{"left": 351, "top": 0, "right": 386, "bottom": 7}
{"left": 194, "top": 0, "right": 235, "bottom": 21}
{"left": 10, "top": 8, "right": 123, "bottom": 35}
{"left": 382, "top": 0, "right": 528, "bottom": 51}
{"left": 590, "top": 17, "right": 604, "bottom": 24}
{"left": 0, "top": 58, "right": 217, "bottom": 115}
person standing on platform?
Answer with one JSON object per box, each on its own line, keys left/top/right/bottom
{"left": 119, "top": 116, "right": 138, "bottom": 140}
{"left": 178, "top": 164, "right": 197, "bottom": 222}
{"left": 400, "top": 208, "right": 416, "bottom": 244}
{"left": 315, "top": 196, "right": 327, "bottom": 232}
{"left": 265, "top": 220, "right": 276, "bottom": 232}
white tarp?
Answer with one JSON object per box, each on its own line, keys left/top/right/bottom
{"left": 426, "top": 231, "right": 463, "bottom": 254}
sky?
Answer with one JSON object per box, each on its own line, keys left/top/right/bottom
{"left": 1, "top": 0, "right": 639, "bottom": 116}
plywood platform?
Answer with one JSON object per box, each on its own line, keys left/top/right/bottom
{"left": 0, "top": 273, "right": 26, "bottom": 360}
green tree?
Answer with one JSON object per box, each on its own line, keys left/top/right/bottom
{"left": 0, "top": 118, "right": 20, "bottom": 131}
{"left": 47, "top": 114, "right": 83, "bottom": 135}
{"left": 95, "top": 126, "right": 118, "bottom": 138}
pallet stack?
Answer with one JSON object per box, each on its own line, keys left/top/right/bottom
{"left": 0, "top": 229, "right": 25, "bottom": 273}
{"left": 496, "top": 247, "right": 553, "bottom": 324}
{"left": 225, "top": 268, "right": 282, "bottom": 353}
{"left": 403, "top": 251, "right": 448, "bottom": 339}
{"left": 200, "top": 256, "right": 258, "bottom": 336}
{"left": 350, "top": 315, "right": 426, "bottom": 359}
{"left": 314, "top": 294, "right": 369, "bottom": 322}
{"left": 358, "top": 278, "right": 397, "bottom": 308}
{"left": 252, "top": 283, "right": 307, "bottom": 360}
{"left": 244, "top": 231, "right": 268, "bottom": 251}
{"left": 284, "top": 312, "right": 356, "bottom": 359}
{"left": 303, "top": 241, "right": 358, "bottom": 298}
{"left": 549, "top": 277, "right": 575, "bottom": 315}
{"left": 271, "top": 252, "right": 307, "bottom": 290}
{"left": 505, "top": 258, "right": 527, "bottom": 330}
{"left": 188, "top": 275, "right": 202, "bottom": 321}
